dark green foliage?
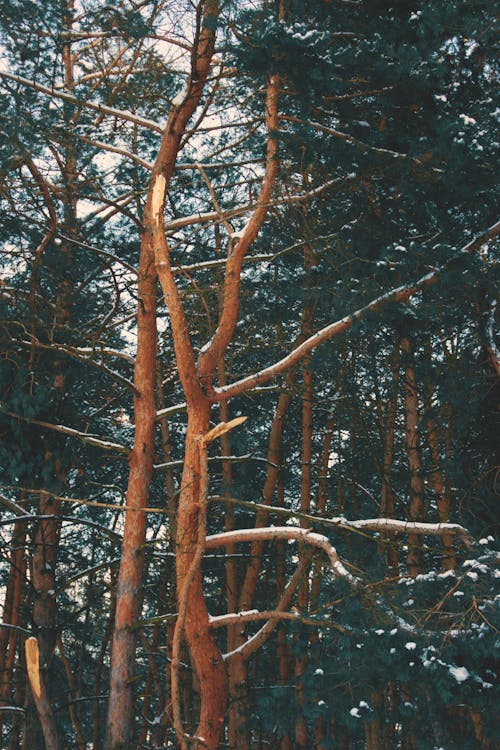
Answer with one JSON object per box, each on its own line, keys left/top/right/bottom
{"left": 1, "top": 0, "right": 498, "bottom": 748}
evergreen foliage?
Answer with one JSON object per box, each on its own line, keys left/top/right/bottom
{"left": 0, "top": 1, "right": 498, "bottom": 748}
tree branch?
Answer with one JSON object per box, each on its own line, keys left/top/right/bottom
{"left": 205, "top": 526, "right": 357, "bottom": 583}
{"left": 0, "top": 72, "right": 163, "bottom": 133}
{"left": 197, "top": 72, "right": 281, "bottom": 381}
{"left": 213, "top": 220, "right": 500, "bottom": 400}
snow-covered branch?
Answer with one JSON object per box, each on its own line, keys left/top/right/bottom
{"left": 1, "top": 411, "right": 130, "bottom": 454}
{"left": 209, "top": 609, "right": 345, "bottom": 631}
{"left": 485, "top": 298, "right": 500, "bottom": 376}
{"left": 208, "top": 496, "right": 472, "bottom": 546}
{"left": 205, "top": 526, "right": 357, "bottom": 583}
{"left": 0, "top": 493, "right": 30, "bottom": 517}
{"left": 0, "top": 72, "right": 163, "bottom": 133}
{"left": 78, "top": 135, "right": 154, "bottom": 171}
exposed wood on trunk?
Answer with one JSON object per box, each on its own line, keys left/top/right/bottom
{"left": 25, "top": 637, "right": 61, "bottom": 750}
{"left": 107, "top": 4, "right": 219, "bottom": 746}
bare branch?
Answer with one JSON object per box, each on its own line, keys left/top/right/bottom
{"left": 78, "top": 135, "right": 154, "bottom": 170}
{"left": 197, "top": 72, "right": 281, "bottom": 380}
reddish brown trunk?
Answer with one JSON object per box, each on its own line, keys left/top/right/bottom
{"left": 379, "top": 343, "right": 400, "bottom": 574}
{"left": 401, "top": 336, "right": 425, "bottom": 575}
{"left": 56, "top": 635, "right": 85, "bottom": 749}
{"left": 295, "top": 344, "right": 314, "bottom": 749}
{"left": 0, "top": 519, "right": 27, "bottom": 742}
{"left": 424, "top": 342, "right": 455, "bottom": 570}
{"left": 105, "top": 234, "right": 157, "bottom": 750}
{"left": 175, "top": 404, "right": 227, "bottom": 750}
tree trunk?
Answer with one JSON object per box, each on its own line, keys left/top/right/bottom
{"left": 174, "top": 403, "right": 228, "bottom": 750}
{"left": 401, "top": 336, "right": 426, "bottom": 576}
{"left": 104, "top": 232, "right": 157, "bottom": 750}
{"left": 379, "top": 342, "right": 400, "bottom": 574}
{"left": 424, "top": 341, "right": 455, "bottom": 570}
{"left": 0, "top": 518, "right": 27, "bottom": 742}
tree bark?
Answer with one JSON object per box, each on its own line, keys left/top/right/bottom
{"left": 401, "top": 336, "right": 425, "bottom": 576}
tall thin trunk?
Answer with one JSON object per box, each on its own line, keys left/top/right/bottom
{"left": 218, "top": 361, "right": 244, "bottom": 750}
{"left": 276, "top": 475, "right": 293, "bottom": 750}
{"left": 0, "top": 518, "right": 27, "bottom": 743}
{"left": 379, "top": 342, "right": 400, "bottom": 574}
{"left": 424, "top": 341, "right": 455, "bottom": 570}
{"left": 92, "top": 579, "right": 116, "bottom": 750}
{"left": 401, "top": 336, "right": 425, "bottom": 576}
{"left": 104, "top": 232, "right": 157, "bottom": 750}
{"left": 295, "top": 308, "right": 314, "bottom": 750}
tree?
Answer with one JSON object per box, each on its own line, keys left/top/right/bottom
{"left": 1, "top": 1, "right": 498, "bottom": 749}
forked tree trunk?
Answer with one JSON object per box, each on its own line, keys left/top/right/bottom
{"left": 106, "top": 4, "right": 219, "bottom": 747}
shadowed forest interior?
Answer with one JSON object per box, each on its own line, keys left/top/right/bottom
{"left": 0, "top": 1, "right": 498, "bottom": 749}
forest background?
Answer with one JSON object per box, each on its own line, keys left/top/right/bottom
{"left": 0, "top": 1, "right": 498, "bottom": 749}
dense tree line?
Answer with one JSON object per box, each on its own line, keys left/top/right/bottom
{"left": 0, "top": 1, "right": 498, "bottom": 748}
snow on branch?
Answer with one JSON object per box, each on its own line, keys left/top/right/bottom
{"left": 213, "top": 220, "right": 500, "bottom": 400}
{"left": 485, "top": 298, "right": 500, "bottom": 376}
{"left": 350, "top": 518, "right": 473, "bottom": 546}
{"left": 209, "top": 609, "right": 346, "bottom": 632}
{"left": 0, "top": 492, "right": 30, "bottom": 517}
{"left": 205, "top": 526, "right": 358, "bottom": 583}
{"left": 208, "top": 496, "right": 472, "bottom": 546}
{"left": 1, "top": 411, "right": 130, "bottom": 454}
{"left": 0, "top": 72, "right": 163, "bottom": 133}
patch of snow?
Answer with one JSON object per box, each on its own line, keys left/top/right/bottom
{"left": 449, "top": 665, "right": 470, "bottom": 683}
{"left": 172, "top": 82, "right": 189, "bottom": 107}
{"left": 405, "top": 642, "right": 417, "bottom": 651}
{"left": 459, "top": 114, "right": 477, "bottom": 125}
{"left": 350, "top": 707, "right": 361, "bottom": 718}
